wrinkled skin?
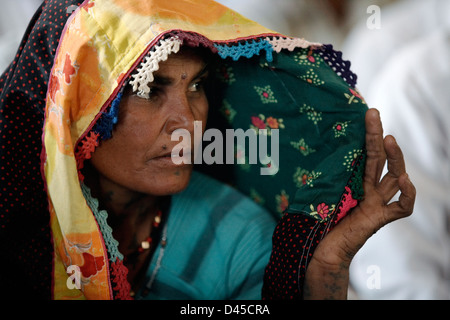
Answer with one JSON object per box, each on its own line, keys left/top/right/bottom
{"left": 304, "top": 108, "right": 416, "bottom": 299}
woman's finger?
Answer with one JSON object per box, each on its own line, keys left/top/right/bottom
{"left": 377, "top": 135, "right": 407, "bottom": 203}
{"left": 385, "top": 173, "right": 416, "bottom": 222}
{"left": 364, "top": 108, "right": 386, "bottom": 186}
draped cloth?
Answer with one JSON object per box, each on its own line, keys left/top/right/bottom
{"left": 0, "top": 0, "right": 367, "bottom": 299}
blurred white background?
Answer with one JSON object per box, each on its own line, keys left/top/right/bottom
{"left": 0, "top": 0, "right": 43, "bottom": 73}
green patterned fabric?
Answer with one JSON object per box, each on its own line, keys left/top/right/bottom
{"left": 203, "top": 45, "right": 367, "bottom": 221}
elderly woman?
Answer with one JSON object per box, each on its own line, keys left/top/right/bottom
{"left": 0, "top": 0, "right": 414, "bottom": 300}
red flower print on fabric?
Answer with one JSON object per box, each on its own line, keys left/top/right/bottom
{"left": 345, "top": 88, "right": 366, "bottom": 105}
{"left": 265, "top": 116, "right": 279, "bottom": 129}
{"left": 250, "top": 114, "right": 285, "bottom": 133}
{"left": 316, "top": 203, "right": 329, "bottom": 220}
{"left": 251, "top": 116, "right": 266, "bottom": 129}
{"left": 275, "top": 190, "right": 290, "bottom": 215}
{"left": 83, "top": 1, "right": 95, "bottom": 12}
{"left": 309, "top": 202, "right": 336, "bottom": 221}
{"left": 333, "top": 121, "right": 350, "bottom": 138}
{"left": 49, "top": 73, "right": 60, "bottom": 103}
{"left": 63, "top": 53, "right": 78, "bottom": 84}
{"left": 78, "top": 252, "right": 105, "bottom": 278}
{"left": 254, "top": 85, "right": 278, "bottom": 104}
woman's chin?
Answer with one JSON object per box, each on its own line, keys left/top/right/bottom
{"left": 141, "top": 166, "right": 193, "bottom": 196}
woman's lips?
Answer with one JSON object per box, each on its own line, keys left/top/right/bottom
{"left": 150, "top": 149, "right": 192, "bottom": 166}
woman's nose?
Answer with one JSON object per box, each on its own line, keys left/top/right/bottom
{"left": 163, "top": 93, "right": 196, "bottom": 134}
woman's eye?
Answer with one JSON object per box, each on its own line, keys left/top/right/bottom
{"left": 189, "top": 80, "right": 203, "bottom": 92}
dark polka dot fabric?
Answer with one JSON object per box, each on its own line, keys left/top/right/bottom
{"left": 0, "top": 0, "right": 83, "bottom": 299}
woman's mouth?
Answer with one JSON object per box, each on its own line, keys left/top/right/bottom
{"left": 151, "top": 149, "right": 192, "bottom": 166}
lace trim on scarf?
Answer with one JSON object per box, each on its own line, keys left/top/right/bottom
{"left": 110, "top": 259, "right": 132, "bottom": 300}
{"left": 212, "top": 36, "right": 357, "bottom": 88}
{"left": 168, "top": 30, "right": 218, "bottom": 53}
{"left": 74, "top": 89, "right": 124, "bottom": 182}
{"left": 266, "top": 38, "right": 358, "bottom": 88}
{"left": 326, "top": 149, "right": 365, "bottom": 227}
{"left": 75, "top": 131, "right": 99, "bottom": 182}
{"left": 214, "top": 38, "right": 274, "bottom": 62}
{"left": 93, "top": 89, "right": 123, "bottom": 141}
{"left": 81, "top": 183, "right": 132, "bottom": 300}
{"left": 129, "top": 36, "right": 182, "bottom": 99}
{"left": 326, "top": 148, "right": 366, "bottom": 227}
{"left": 317, "top": 44, "right": 358, "bottom": 88}
{"left": 265, "top": 36, "right": 322, "bottom": 53}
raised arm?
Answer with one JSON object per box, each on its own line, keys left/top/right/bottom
{"left": 303, "top": 108, "right": 416, "bottom": 299}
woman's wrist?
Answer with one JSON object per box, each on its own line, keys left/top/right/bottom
{"left": 303, "top": 224, "right": 356, "bottom": 300}
{"left": 303, "top": 252, "right": 351, "bottom": 300}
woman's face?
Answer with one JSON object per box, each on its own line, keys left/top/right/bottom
{"left": 89, "top": 48, "right": 210, "bottom": 196}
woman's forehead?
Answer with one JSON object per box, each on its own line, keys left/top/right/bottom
{"left": 157, "top": 48, "right": 206, "bottom": 72}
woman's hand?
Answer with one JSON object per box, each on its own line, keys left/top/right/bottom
{"left": 304, "top": 108, "right": 416, "bottom": 299}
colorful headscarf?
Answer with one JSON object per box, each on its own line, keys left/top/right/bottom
{"left": 1, "top": 0, "right": 367, "bottom": 299}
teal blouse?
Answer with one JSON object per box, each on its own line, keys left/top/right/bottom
{"left": 135, "top": 171, "right": 277, "bottom": 300}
